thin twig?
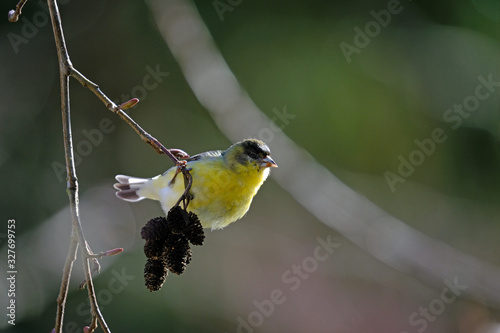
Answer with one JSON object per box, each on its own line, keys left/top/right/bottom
{"left": 68, "top": 64, "right": 194, "bottom": 205}
{"left": 10, "top": 0, "right": 193, "bottom": 330}
{"left": 175, "top": 168, "right": 193, "bottom": 209}
{"left": 47, "top": 0, "right": 109, "bottom": 332}
{"left": 69, "top": 67, "right": 181, "bottom": 163}
{"left": 88, "top": 248, "right": 124, "bottom": 260}
{"left": 89, "top": 316, "right": 98, "bottom": 333}
{"left": 7, "top": 0, "right": 28, "bottom": 22}
{"left": 81, "top": 250, "right": 109, "bottom": 333}
{"left": 55, "top": 230, "right": 78, "bottom": 332}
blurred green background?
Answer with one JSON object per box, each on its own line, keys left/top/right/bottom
{"left": 1, "top": 0, "right": 500, "bottom": 332}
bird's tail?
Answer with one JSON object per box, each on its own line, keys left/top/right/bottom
{"left": 114, "top": 175, "right": 148, "bottom": 202}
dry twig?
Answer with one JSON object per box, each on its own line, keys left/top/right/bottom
{"left": 7, "top": 0, "right": 27, "bottom": 22}
{"left": 8, "top": 0, "right": 192, "bottom": 331}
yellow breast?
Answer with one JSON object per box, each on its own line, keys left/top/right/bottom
{"left": 188, "top": 158, "right": 269, "bottom": 229}
{"left": 149, "top": 157, "right": 269, "bottom": 230}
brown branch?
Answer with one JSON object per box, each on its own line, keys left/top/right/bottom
{"left": 9, "top": 0, "right": 193, "bottom": 330}
{"left": 55, "top": 231, "right": 78, "bottom": 333}
{"left": 68, "top": 61, "right": 194, "bottom": 207}
{"left": 46, "top": 0, "right": 109, "bottom": 332}
{"left": 69, "top": 67, "right": 181, "bottom": 163}
{"left": 175, "top": 167, "right": 194, "bottom": 209}
{"left": 7, "top": 0, "right": 28, "bottom": 22}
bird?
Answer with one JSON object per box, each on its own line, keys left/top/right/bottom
{"left": 114, "top": 139, "right": 277, "bottom": 230}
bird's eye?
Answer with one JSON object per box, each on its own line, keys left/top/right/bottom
{"left": 248, "top": 152, "right": 259, "bottom": 160}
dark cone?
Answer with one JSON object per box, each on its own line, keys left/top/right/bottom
{"left": 185, "top": 248, "right": 192, "bottom": 266}
{"left": 144, "top": 259, "right": 168, "bottom": 292}
{"left": 141, "top": 217, "right": 169, "bottom": 242}
{"left": 167, "top": 206, "right": 189, "bottom": 234}
{"left": 142, "top": 207, "right": 204, "bottom": 289}
{"left": 144, "top": 239, "right": 167, "bottom": 260}
{"left": 165, "top": 234, "right": 191, "bottom": 275}
{"left": 184, "top": 212, "right": 205, "bottom": 246}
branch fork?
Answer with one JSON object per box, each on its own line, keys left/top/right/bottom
{"left": 9, "top": 0, "right": 191, "bottom": 332}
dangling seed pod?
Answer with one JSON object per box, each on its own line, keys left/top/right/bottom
{"left": 165, "top": 234, "right": 191, "bottom": 275}
{"left": 184, "top": 212, "right": 204, "bottom": 246}
{"left": 143, "top": 239, "right": 167, "bottom": 260}
{"left": 142, "top": 209, "right": 205, "bottom": 291}
{"left": 141, "top": 216, "right": 169, "bottom": 242}
{"left": 167, "top": 206, "right": 189, "bottom": 234}
{"left": 144, "top": 259, "right": 168, "bottom": 292}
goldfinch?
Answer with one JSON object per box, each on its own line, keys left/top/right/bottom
{"left": 114, "top": 139, "right": 277, "bottom": 230}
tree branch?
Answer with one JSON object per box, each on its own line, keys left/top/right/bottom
{"left": 68, "top": 63, "right": 193, "bottom": 204}
{"left": 69, "top": 67, "right": 181, "bottom": 163}
{"left": 47, "top": 0, "right": 109, "bottom": 331}
{"left": 55, "top": 231, "right": 78, "bottom": 333}
{"left": 8, "top": 1, "right": 193, "bottom": 331}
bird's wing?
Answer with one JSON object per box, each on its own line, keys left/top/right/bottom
{"left": 186, "top": 150, "right": 223, "bottom": 162}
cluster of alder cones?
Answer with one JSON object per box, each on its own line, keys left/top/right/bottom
{"left": 141, "top": 206, "right": 205, "bottom": 291}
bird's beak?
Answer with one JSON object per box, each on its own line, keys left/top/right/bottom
{"left": 260, "top": 156, "right": 278, "bottom": 168}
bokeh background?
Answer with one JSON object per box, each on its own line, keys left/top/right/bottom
{"left": 1, "top": 0, "right": 500, "bottom": 332}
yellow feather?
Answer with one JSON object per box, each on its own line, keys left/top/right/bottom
{"left": 144, "top": 156, "right": 269, "bottom": 230}
{"left": 117, "top": 139, "right": 276, "bottom": 230}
